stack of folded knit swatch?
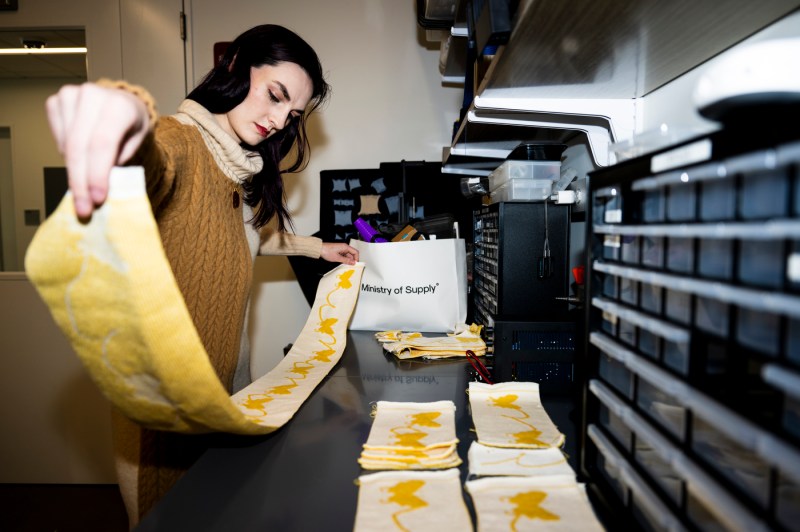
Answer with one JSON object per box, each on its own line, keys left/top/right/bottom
{"left": 358, "top": 400, "right": 462, "bottom": 470}
{"left": 375, "top": 324, "right": 487, "bottom": 360}
{"left": 354, "top": 401, "right": 471, "bottom": 531}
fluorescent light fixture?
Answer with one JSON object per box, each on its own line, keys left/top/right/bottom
{"left": 0, "top": 47, "right": 87, "bottom": 55}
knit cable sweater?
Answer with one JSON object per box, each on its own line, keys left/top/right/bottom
{"left": 102, "top": 82, "right": 325, "bottom": 524}
{"left": 133, "top": 96, "right": 323, "bottom": 392}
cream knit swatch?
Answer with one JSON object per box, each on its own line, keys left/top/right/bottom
{"left": 468, "top": 442, "right": 576, "bottom": 478}
{"left": 465, "top": 475, "right": 604, "bottom": 532}
{"left": 359, "top": 400, "right": 461, "bottom": 470}
{"left": 354, "top": 469, "right": 472, "bottom": 532}
{"left": 469, "top": 382, "right": 565, "bottom": 449}
{"left": 25, "top": 167, "right": 363, "bottom": 435}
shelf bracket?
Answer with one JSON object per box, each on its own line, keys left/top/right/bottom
{"left": 473, "top": 93, "right": 637, "bottom": 166}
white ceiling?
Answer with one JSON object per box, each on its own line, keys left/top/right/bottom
{"left": 0, "top": 28, "right": 87, "bottom": 80}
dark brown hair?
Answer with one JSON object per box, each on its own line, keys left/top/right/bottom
{"left": 188, "top": 24, "right": 330, "bottom": 230}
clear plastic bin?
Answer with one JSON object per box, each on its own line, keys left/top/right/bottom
{"left": 700, "top": 179, "right": 736, "bottom": 221}
{"left": 667, "top": 237, "right": 694, "bottom": 274}
{"left": 667, "top": 183, "right": 697, "bottom": 221}
{"left": 698, "top": 238, "right": 733, "bottom": 280}
{"left": 702, "top": 340, "right": 728, "bottom": 377}
{"left": 603, "top": 234, "right": 621, "bottom": 261}
{"left": 687, "top": 490, "right": 729, "bottom": 532}
{"left": 695, "top": 296, "right": 730, "bottom": 337}
{"left": 638, "top": 328, "right": 660, "bottom": 360}
{"left": 736, "top": 307, "right": 780, "bottom": 357}
{"left": 599, "top": 402, "right": 632, "bottom": 451}
{"left": 602, "top": 274, "right": 619, "bottom": 300}
{"left": 664, "top": 339, "right": 690, "bottom": 376}
{"left": 620, "top": 277, "right": 638, "bottom": 306}
{"left": 602, "top": 311, "right": 618, "bottom": 336}
{"left": 642, "top": 189, "right": 665, "bottom": 222}
{"left": 621, "top": 235, "right": 640, "bottom": 264}
{"left": 640, "top": 283, "right": 663, "bottom": 315}
{"left": 487, "top": 160, "right": 560, "bottom": 190}
{"left": 599, "top": 351, "right": 634, "bottom": 399}
{"left": 490, "top": 178, "right": 553, "bottom": 202}
{"left": 642, "top": 236, "right": 665, "bottom": 269}
{"left": 588, "top": 426, "right": 631, "bottom": 506}
{"left": 596, "top": 450, "right": 628, "bottom": 503}
{"left": 785, "top": 394, "right": 800, "bottom": 441}
{"left": 619, "top": 318, "right": 636, "bottom": 348}
{"left": 795, "top": 166, "right": 800, "bottom": 217}
{"left": 776, "top": 472, "right": 800, "bottom": 531}
{"left": 637, "top": 378, "right": 686, "bottom": 440}
{"left": 739, "top": 167, "right": 790, "bottom": 220}
{"left": 635, "top": 441, "right": 683, "bottom": 505}
{"left": 630, "top": 492, "right": 677, "bottom": 532}
{"left": 738, "top": 239, "right": 784, "bottom": 289}
{"left": 786, "top": 318, "right": 800, "bottom": 368}
{"left": 595, "top": 186, "right": 623, "bottom": 225}
{"left": 692, "top": 416, "right": 771, "bottom": 510}
{"left": 666, "top": 289, "right": 691, "bottom": 325}
{"left": 790, "top": 242, "right": 800, "bottom": 292}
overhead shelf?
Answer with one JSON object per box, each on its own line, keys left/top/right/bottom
{"left": 441, "top": 0, "right": 800, "bottom": 174}
{"left": 486, "top": 0, "right": 800, "bottom": 99}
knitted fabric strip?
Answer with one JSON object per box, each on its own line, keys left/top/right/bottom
{"left": 24, "top": 166, "right": 363, "bottom": 435}
{"left": 354, "top": 469, "right": 473, "bottom": 532}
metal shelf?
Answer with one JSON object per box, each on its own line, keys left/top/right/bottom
{"left": 442, "top": 0, "right": 800, "bottom": 174}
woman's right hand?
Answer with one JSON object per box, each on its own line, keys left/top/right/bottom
{"left": 46, "top": 82, "right": 150, "bottom": 218}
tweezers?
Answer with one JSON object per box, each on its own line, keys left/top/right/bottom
{"left": 466, "top": 349, "right": 494, "bottom": 384}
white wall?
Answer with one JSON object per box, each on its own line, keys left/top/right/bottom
{"left": 0, "top": 273, "right": 117, "bottom": 483}
{"left": 0, "top": 78, "right": 77, "bottom": 271}
{"left": 184, "top": 0, "right": 463, "bottom": 377}
{"left": 0, "top": 0, "right": 460, "bottom": 482}
{"left": 0, "top": 0, "right": 185, "bottom": 271}
{"left": 0, "top": 0, "right": 185, "bottom": 484}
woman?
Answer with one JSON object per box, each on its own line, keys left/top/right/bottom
{"left": 46, "top": 24, "right": 358, "bottom": 524}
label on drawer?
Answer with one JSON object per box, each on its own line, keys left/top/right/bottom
{"left": 788, "top": 253, "right": 800, "bottom": 282}
{"left": 604, "top": 209, "right": 622, "bottom": 223}
{"left": 602, "top": 311, "right": 618, "bottom": 325}
{"left": 651, "top": 138, "right": 712, "bottom": 173}
{"left": 604, "top": 235, "right": 621, "bottom": 248}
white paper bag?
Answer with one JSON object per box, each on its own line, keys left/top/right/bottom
{"left": 348, "top": 239, "right": 467, "bottom": 332}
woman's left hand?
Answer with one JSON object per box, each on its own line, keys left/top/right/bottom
{"left": 320, "top": 243, "right": 359, "bottom": 265}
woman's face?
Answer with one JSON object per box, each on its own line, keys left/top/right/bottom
{"left": 219, "top": 61, "right": 313, "bottom": 146}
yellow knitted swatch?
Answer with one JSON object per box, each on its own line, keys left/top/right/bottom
{"left": 359, "top": 400, "right": 462, "bottom": 470}
{"left": 469, "top": 382, "right": 565, "bottom": 449}
{"left": 25, "top": 167, "right": 363, "bottom": 435}
{"left": 354, "top": 469, "right": 473, "bottom": 532}
{"left": 465, "top": 475, "right": 604, "bottom": 532}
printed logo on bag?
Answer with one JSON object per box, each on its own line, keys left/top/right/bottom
{"left": 361, "top": 282, "right": 440, "bottom": 296}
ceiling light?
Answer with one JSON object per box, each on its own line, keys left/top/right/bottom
{"left": 0, "top": 47, "right": 87, "bottom": 55}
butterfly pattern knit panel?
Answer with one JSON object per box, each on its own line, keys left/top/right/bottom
{"left": 25, "top": 166, "right": 363, "bottom": 435}
{"left": 469, "top": 381, "right": 566, "bottom": 449}
{"left": 465, "top": 475, "right": 605, "bottom": 532}
{"left": 354, "top": 469, "right": 472, "bottom": 532}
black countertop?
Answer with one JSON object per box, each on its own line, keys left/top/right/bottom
{"left": 136, "top": 330, "right": 581, "bottom": 531}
